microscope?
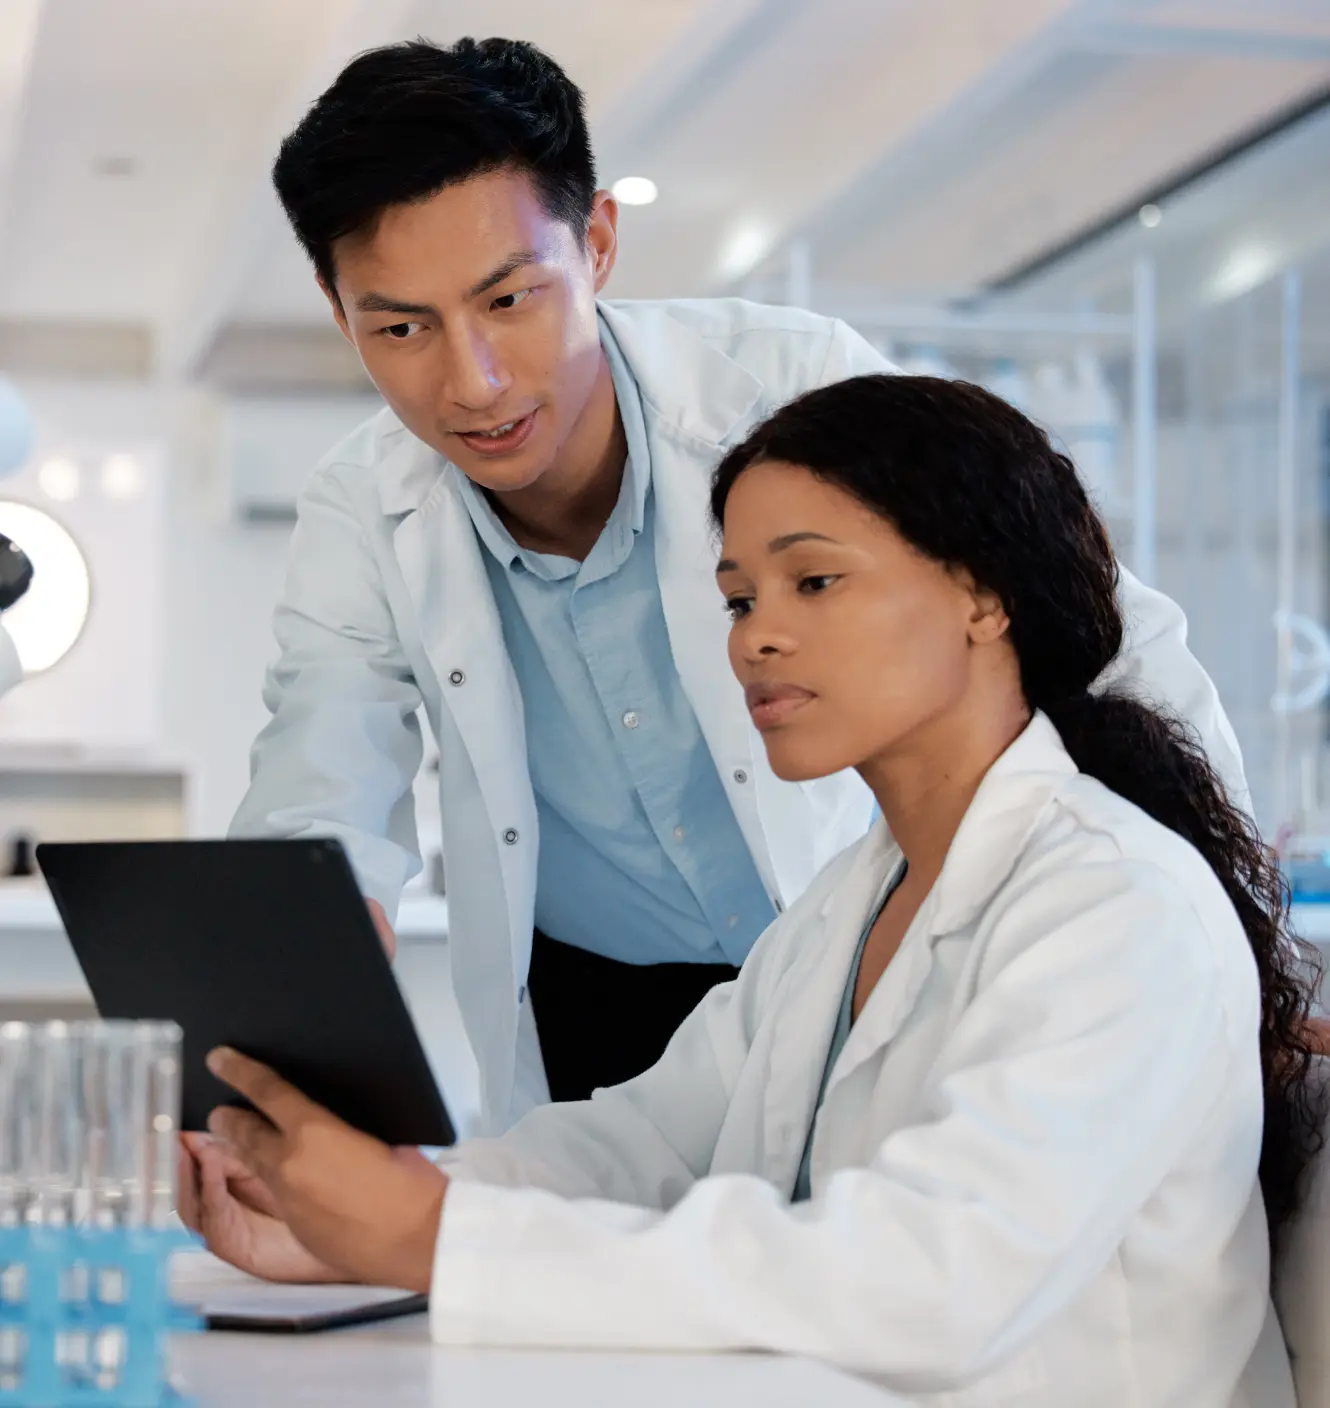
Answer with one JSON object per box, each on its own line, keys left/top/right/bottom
{"left": 0, "top": 531, "right": 33, "bottom": 700}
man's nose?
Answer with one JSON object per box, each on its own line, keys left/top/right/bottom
{"left": 443, "top": 325, "right": 510, "bottom": 410}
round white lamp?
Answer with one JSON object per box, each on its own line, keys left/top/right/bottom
{"left": 0, "top": 501, "right": 91, "bottom": 674}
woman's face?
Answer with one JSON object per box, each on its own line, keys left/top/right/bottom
{"left": 716, "top": 460, "right": 1012, "bottom": 783}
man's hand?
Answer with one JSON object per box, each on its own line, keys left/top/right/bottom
{"left": 197, "top": 1047, "right": 446, "bottom": 1294}
{"left": 366, "top": 897, "right": 397, "bottom": 961}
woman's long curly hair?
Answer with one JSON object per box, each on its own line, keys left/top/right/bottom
{"left": 711, "top": 373, "right": 1323, "bottom": 1241}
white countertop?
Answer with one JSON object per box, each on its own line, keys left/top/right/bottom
{"left": 170, "top": 1255, "right": 899, "bottom": 1408}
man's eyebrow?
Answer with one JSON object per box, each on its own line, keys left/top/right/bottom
{"left": 715, "top": 532, "right": 842, "bottom": 575}
{"left": 468, "top": 250, "right": 542, "bottom": 299}
{"left": 354, "top": 292, "right": 437, "bottom": 316}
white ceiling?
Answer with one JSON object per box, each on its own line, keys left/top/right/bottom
{"left": 0, "top": 0, "right": 1327, "bottom": 381}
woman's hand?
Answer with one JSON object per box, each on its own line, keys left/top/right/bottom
{"left": 179, "top": 1132, "right": 345, "bottom": 1284}
{"left": 185, "top": 1048, "right": 448, "bottom": 1294}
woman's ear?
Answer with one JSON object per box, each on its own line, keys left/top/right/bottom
{"left": 967, "top": 583, "right": 1011, "bottom": 645}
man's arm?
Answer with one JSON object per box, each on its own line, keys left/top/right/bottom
{"left": 230, "top": 466, "right": 424, "bottom": 932}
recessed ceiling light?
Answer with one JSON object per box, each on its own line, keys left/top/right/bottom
{"left": 37, "top": 457, "right": 80, "bottom": 503}
{"left": 612, "top": 176, "right": 658, "bottom": 206}
{"left": 92, "top": 155, "right": 137, "bottom": 178}
{"left": 1138, "top": 203, "right": 1162, "bottom": 228}
{"left": 717, "top": 222, "right": 774, "bottom": 281}
{"left": 101, "top": 453, "right": 144, "bottom": 502}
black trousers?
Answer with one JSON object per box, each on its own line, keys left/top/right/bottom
{"left": 527, "top": 930, "right": 740, "bottom": 1103}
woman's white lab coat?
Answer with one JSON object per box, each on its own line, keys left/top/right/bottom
{"left": 430, "top": 715, "right": 1292, "bottom": 1408}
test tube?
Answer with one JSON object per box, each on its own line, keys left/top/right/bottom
{"left": 0, "top": 1023, "right": 30, "bottom": 1388}
{"left": 31, "top": 1023, "right": 81, "bottom": 1228}
{"left": 0, "top": 1023, "right": 32, "bottom": 1229}
{"left": 144, "top": 1023, "right": 182, "bottom": 1230}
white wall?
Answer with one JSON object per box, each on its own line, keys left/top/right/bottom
{"left": 0, "top": 379, "right": 296, "bottom": 837}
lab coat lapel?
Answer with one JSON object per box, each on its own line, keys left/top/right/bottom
{"left": 822, "top": 715, "right": 1080, "bottom": 1100}
{"left": 760, "top": 825, "right": 901, "bottom": 1192}
{"left": 388, "top": 440, "right": 539, "bottom": 999}
{"left": 600, "top": 302, "right": 820, "bottom": 908}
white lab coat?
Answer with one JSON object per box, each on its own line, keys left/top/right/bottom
{"left": 429, "top": 713, "right": 1292, "bottom": 1408}
{"left": 232, "top": 297, "right": 1247, "bottom": 1132}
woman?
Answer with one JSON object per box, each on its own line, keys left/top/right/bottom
{"left": 182, "top": 375, "right": 1321, "bottom": 1406}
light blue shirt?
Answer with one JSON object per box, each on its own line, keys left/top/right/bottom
{"left": 456, "top": 318, "right": 775, "bottom": 966}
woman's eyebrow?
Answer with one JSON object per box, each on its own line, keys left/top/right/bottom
{"left": 716, "top": 531, "right": 841, "bottom": 575}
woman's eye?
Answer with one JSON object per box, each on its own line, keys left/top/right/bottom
{"left": 724, "top": 596, "right": 753, "bottom": 622}
{"left": 798, "top": 574, "right": 838, "bottom": 595}
{"left": 381, "top": 321, "right": 424, "bottom": 340}
{"left": 492, "top": 288, "right": 533, "bottom": 311}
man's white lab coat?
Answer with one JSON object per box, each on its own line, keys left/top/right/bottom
{"left": 429, "top": 714, "right": 1290, "bottom": 1408}
{"left": 231, "top": 297, "right": 1246, "bottom": 1132}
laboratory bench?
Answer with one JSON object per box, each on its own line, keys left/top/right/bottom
{"left": 170, "top": 1255, "right": 900, "bottom": 1408}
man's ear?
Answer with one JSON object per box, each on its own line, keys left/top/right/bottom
{"left": 585, "top": 191, "right": 619, "bottom": 293}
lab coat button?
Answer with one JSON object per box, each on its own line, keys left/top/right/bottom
{"left": 733, "top": 768, "right": 748, "bottom": 784}
{"left": 448, "top": 669, "right": 466, "bottom": 686}
{"left": 502, "top": 828, "right": 519, "bottom": 845}
{"left": 622, "top": 710, "right": 640, "bottom": 729}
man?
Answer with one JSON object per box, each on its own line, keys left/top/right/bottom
{"left": 233, "top": 36, "right": 1245, "bottom": 1133}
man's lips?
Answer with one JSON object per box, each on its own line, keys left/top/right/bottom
{"left": 452, "top": 410, "right": 538, "bottom": 456}
{"left": 744, "top": 681, "right": 816, "bottom": 730}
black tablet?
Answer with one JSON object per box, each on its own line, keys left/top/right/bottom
{"left": 37, "top": 838, "right": 454, "bottom": 1148}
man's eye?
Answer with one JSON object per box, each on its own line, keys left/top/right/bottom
{"left": 381, "top": 322, "right": 424, "bottom": 340}
{"left": 492, "top": 288, "right": 533, "bottom": 311}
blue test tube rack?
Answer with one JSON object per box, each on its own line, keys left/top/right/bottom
{"left": 0, "top": 1224, "right": 199, "bottom": 1408}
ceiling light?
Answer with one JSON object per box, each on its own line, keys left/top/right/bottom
{"left": 1212, "top": 245, "right": 1276, "bottom": 301}
{"left": 101, "top": 453, "right": 145, "bottom": 501}
{"left": 37, "top": 457, "right": 80, "bottom": 503}
{"left": 612, "top": 176, "right": 658, "bottom": 206}
{"left": 0, "top": 501, "right": 91, "bottom": 674}
{"left": 1138, "top": 203, "right": 1162, "bottom": 229}
{"left": 717, "top": 222, "right": 774, "bottom": 282}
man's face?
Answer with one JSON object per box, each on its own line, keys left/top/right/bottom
{"left": 325, "top": 169, "right": 617, "bottom": 492}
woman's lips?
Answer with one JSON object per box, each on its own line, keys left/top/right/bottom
{"left": 454, "top": 409, "right": 538, "bottom": 457}
{"left": 744, "top": 681, "right": 816, "bottom": 731}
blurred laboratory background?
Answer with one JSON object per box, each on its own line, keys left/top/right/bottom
{"left": 3, "top": 0, "right": 1330, "bottom": 1045}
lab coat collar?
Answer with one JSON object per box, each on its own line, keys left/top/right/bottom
{"left": 597, "top": 300, "right": 765, "bottom": 449}
{"left": 375, "top": 415, "right": 443, "bottom": 518}
{"left": 373, "top": 300, "right": 765, "bottom": 520}
{"left": 924, "top": 711, "right": 1077, "bottom": 939}
{"left": 777, "top": 712, "right": 1079, "bottom": 1184}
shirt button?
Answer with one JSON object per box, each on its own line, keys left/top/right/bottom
{"left": 733, "top": 769, "right": 748, "bottom": 784}
{"left": 448, "top": 669, "right": 465, "bottom": 686}
{"left": 673, "top": 826, "right": 686, "bottom": 842}
{"left": 502, "top": 828, "right": 519, "bottom": 845}
{"left": 622, "top": 710, "right": 640, "bottom": 730}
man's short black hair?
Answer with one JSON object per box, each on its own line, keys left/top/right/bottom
{"left": 273, "top": 37, "right": 597, "bottom": 292}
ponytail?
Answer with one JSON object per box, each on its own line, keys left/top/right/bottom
{"left": 1046, "top": 691, "right": 1324, "bottom": 1237}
